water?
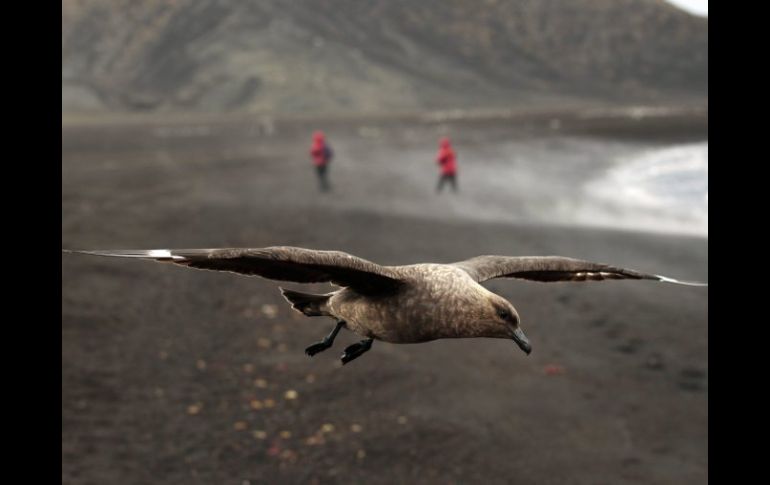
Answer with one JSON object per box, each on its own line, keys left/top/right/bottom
{"left": 579, "top": 142, "right": 708, "bottom": 237}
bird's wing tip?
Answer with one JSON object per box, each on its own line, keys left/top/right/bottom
{"left": 62, "top": 249, "right": 186, "bottom": 261}
{"left": 656, "top": 275, "right": 708, "bottom": 287}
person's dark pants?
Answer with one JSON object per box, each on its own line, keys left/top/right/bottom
{"left": 316, "top": 164, "right": 330, "bottom": 192}
{"left": 436, "top": 173, "right": 457, "bottom": 193}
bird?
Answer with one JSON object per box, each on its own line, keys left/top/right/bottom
{"left": 63, "top": 247, "right": 707, "bottom": 365}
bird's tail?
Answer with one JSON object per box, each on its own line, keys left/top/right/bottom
{"left": 279, "top": 288, "right": 333, "bottom": 317}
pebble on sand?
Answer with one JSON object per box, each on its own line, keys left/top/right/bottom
{"left": 252, "top": 430, "right": 267, "bottom": 440}
{"left": 257, "top": 338, "right": 272, "bottom": 349}
{"left": 280, "top": 449, "right": 298, "bottom": 462}
{"left": 234, "top": 421, "right": 248, "bottom": 431}
{"left": 187, "top": 403, "right": 202, "bottom": 415}
{"left": 350, "top": 424, "right": 363, "bottom": 433}
{"left": 284, "top": 389, "right": 298, "bottom": 400}
{"left": 261, "top": 304, "right": 278, "bottom": 319}
{"left": 304, "top": 434, "right": 326, "bottom": 446}
{"left": 544, "top": 364, "right": 566, "bottom": 376}
{"left": 254, "top": 378, "right": 268, "bottom": 388}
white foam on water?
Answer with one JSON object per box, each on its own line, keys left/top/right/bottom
{"left": 580, "top": 143, "right": 708, "bottom": 236}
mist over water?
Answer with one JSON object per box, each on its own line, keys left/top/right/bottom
{"left": 304, "top": 133, "right": 709, "bottom": 239}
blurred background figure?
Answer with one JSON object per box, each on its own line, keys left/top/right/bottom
{"left": 310, "top": 131, "right": 333, "bottom": 192}
{"left": 435, "top": 137, "right": 458, "bottom": 193}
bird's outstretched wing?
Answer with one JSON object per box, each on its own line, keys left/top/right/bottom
{"left": 451, "top": 255, "right": 707, "bottom": 286}
{"left": 64, "top": 247, "right": 403, "bottom": 294}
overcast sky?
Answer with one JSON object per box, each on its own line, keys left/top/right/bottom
{"left": 666, "top": 0, "right": 708, "bottom": 16}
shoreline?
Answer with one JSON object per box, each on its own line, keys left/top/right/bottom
{"left": 61, "top": 102, "right": 707, "bottom": 138}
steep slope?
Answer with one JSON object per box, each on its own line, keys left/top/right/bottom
{"left": 62, "top": 0, "right": 708, "bottom": 114}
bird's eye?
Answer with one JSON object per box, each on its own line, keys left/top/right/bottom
{"left": 498, "top": 309, "right": 510, "bottom": 321}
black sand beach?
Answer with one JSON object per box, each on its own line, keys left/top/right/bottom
{"left": 62, "top": 111, "right": 707, "bottom": 484}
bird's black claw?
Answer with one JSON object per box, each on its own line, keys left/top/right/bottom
{"left": 305, "top": 341, "right": 330, "bottom": 356}
{"left": 340, "top": 350, "right": 356, "bottom": 365}
{"left": 340, "top": 339, "right": 373, "bottom": 365}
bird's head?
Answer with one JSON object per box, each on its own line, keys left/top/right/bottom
{"left": 481, "top": 294, "right": 531, "bottom": 355}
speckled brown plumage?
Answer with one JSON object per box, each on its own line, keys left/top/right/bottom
{"left": 65, "top": 247, "right": 707, "bottom": 361}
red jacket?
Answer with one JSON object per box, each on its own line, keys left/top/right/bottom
{"left": 436, "top": 137, "right": 457, "bottom": 175}
{"left": 310, "top": 131, "right": 332, "bottom": 167}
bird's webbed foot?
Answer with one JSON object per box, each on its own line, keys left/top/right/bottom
{"left": 340, "top": 338, "right": 373, "bottom": 365}
{"left": 305, "top": 341, "right": 332, "bottom": 356}
{"left": 305, "top": 320, "right": 345, "bottom": 357}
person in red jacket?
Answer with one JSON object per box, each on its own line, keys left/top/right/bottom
{"left": 435, "top": 137, "right": 458, "bottom": 193}
{"left": 310, "top": 131, "right": 333, "bottom": 192}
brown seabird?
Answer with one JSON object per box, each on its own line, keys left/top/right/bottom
{"left": 64, "top": 247, "right": 707, "bottom": 364}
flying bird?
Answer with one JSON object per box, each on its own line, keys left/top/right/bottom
{"left": 64, "top": 247, "right": 707, "bottom": 365}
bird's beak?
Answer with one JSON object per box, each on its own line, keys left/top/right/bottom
{"left": 511, "top": 327, "right": 532, "bottom": 355}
